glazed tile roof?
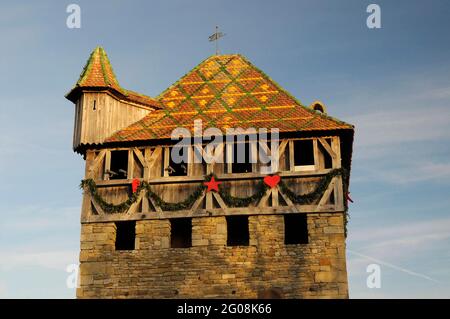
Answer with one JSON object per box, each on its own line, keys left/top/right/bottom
{"left": 106, "top": 54, "right": 352, "bottom": 143}
{"left": 65, "top": 47, "right": 160, "bottom": 109}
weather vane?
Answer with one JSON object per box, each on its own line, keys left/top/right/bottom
{"left": 209, "top": 26, "right": 225, "bottom": 55}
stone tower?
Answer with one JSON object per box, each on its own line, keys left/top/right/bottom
{"left": 66, "top": 47, "right": 354, "bottom": 298}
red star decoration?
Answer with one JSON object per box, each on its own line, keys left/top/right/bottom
{"left": 204, "top": 176, "right": 221, "bottom": 192}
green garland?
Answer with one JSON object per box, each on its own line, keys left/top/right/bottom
{"left": 146, "top": 183, "right": 206, "bottom": 211}
{"left": 80, "top": 179, "right": 206, "bottom": 214}
{"left": 340, "top": 169, "right": 350, "bottom": 237}
{"left": 80, "top": 179, "right": 146, "bottom": 214}
{"left": 278, "top": 168, "right": 345, "bottom": 205}
{"left": 218, "top": 180, "right": 268, "bottom": 207}
{"left": 81, "top": 169, "right": 348, "bottom": 217}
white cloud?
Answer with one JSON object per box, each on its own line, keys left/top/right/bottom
{"left": 349, "top": 107, "right": 450, "bottom": 151}
{"left": 347, "top": 217, "right": 450, "bottom": 284}
{"left": 347, "top": 249, "right": 439, "bottom": 283}
{"left": 346, "top": 104, "right": 450, "bottom": 184}
{"left": 355, "top": 161, "right": 450, "bottom": 184}
{"left": 350, "top": 217, "right": 450, "bottom": 244}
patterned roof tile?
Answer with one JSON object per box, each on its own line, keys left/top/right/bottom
{"left": 106, "top": 54, "right": 353, "bottom": 143}
{"left": 66, "top": 47, "right": 160, "bottom": 109}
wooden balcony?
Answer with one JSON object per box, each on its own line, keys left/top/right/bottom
{"left": 80, "top": 137, "right": 345, "bottom": 223}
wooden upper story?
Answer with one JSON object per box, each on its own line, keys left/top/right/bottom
{"left": 80, "top": 133, "right": 351, "bottom": 223}
{"left": 67, "top": 48, "right": 354, "bottom": 223}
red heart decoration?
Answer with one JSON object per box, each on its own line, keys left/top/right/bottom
{"left": 264, "top": 175, "right": 280, "bottom": 188}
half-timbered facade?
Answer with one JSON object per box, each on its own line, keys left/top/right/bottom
{"left": 67, "top": 47, "right": 354, "bottom": 298}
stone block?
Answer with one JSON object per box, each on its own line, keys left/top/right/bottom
{"left": 315, "top": 272, "right": 334, "bottom": 283}
{"left": 323, "top": 226, "right": 344, "bottom": 234}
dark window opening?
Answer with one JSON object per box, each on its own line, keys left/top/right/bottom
{"left": 167, "top": 147, "right": 188, "bottom": 177}
{"left": 109, "top": 150, "right": 128, "bottom": 180}
{"left": 324, "top": 138, "right": 333, "bottom": 169}
{"left": 227, "top": 216, "right": 249, "bottom": 246}
{"left": 313, "top": 103, "right": 325, "bottom": 113}
{"left": 232, "top": 142, "right": 253, "bottom": 173}
{"left": 294, "top": 140, "right": 314, "bottom": 166}
{"left": 171, "top": 218, "right": 192, "bottom": 248}
{"left": 323, "top": 147, "right": 332, "bottom": 169}
{"left": 284, "top": 214, "right": 308, "bottom": 245}
{"left": 329, "top": 190, "right": 335, "bottom": 204}
{"left": 318, "top": 140, "right": 333, "bottom": 169}
{"left": 93, "top": 100, "right": 97, "bottom": 111}
{"left": 115, "top": 221, "right": 136, "bottom": 250}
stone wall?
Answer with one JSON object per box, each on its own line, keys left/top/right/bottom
{"left": 77, "top": 213, "right": 348, "bottom": 299}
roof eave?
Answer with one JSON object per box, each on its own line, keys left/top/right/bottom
{"left": 65, "top": 85, "right": 161, "bottom": 109}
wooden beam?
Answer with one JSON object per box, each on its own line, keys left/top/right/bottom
{"left": 206, "top": 143, "right": 224, "bottom": 174}
{"left": 313, "top": 139, "right": 319, "bottom": 170}
{"left": 251, "top": 141, "right": 258, "bottom": 173}
{"left": 331, "top": 136, "right": 342, "bottom": 169}
{"left": 318, "top": 138, "right": 336, "bottom": 159}
{"left": 82, "top": 151, "right": 97, "bottom": 219}
{"left": 206, "top": 144, "right": 213, "bottom": 174}
{"left": 335, "top": 174, "right": 344, "bottom": 211}
{"left": 133, "top": 147, "right": 146, "bottom": 167}
{"left": 88, "top": 149, "right": 106, "bottom": 177}
{"left": 187, "top": 145, "right": 194, "bottom": 177}
{"left": 143, "top": 148, "right": 152, "bottom": 179}
{"left": 104, "top": 150, "right": 111, "bottom": 180}
{"left": 278, "top": 140, "right": 288, "bottom": 158}
{"left": 289, "top": 140, "right": 295, "bottom": 171}
{"left": 126, "top": 192, "right": 144, "bottom": 215}
{"left": 191, "top": 192, "right": 206, "bottom": 210}
{"left": 83, "top": 204, "right": 340, "bottom": 223}
{"left": 92, "top": 169, "right": 336, "bottom": 186}
{"left": 316, "top": 177, "right": 336, "bottom": 212}
{"left": 277, "top": 185, "right": 298, "bottom": 211}
{"left": 163, "top": 147, "right": 170, "bottom": 177}
{"left": 271, "top": 187, "right": 279, "bottom": 207}
{"left": 127, "top": 149, "right": 134, "bottom": 179}
{"left": 148, "top": 196, "right": 162, "bottom": 213}
{"left": 257, "top": 188, "right": 272, "bottom": 207}
{"left": 212, "top": 192, "right": 228, "bottom": 209}
{"left": 81, "top": 193, "right": 92, "bottom": 221}
{"left": 90, "top": 197, "right": 105, "bottom": 216}
{"left": 141, "top": 196, "right": 149, "bottom": 213}
{"left": 206, "top": 192, "right": 213, "bottom": 209}
{"left": 148, "top": 147, "right": 162, "bottom": 171}
{"left": 226, "top": 142, "right": 233, "bottom": 174}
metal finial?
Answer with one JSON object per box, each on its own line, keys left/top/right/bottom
{"left": 208, "top": 26, "right": 225, "bottom": 55}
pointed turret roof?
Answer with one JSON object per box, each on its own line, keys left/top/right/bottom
{"left": 106, "top": 54, "right": 353, "bottom": 142}
{"left": 66, "top": 47, "right": 160, "bottom": 109}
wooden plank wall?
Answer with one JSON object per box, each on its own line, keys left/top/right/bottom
{"left": 73, "top": 92, "right": 152, "bottom": 148}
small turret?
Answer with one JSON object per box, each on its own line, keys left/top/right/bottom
{"left": 65, "top": 47, "right": 160, "bottom": 152}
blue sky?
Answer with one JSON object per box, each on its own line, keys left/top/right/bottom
{"left": 0, "top": 0, "right": 449, "bottom": 298}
